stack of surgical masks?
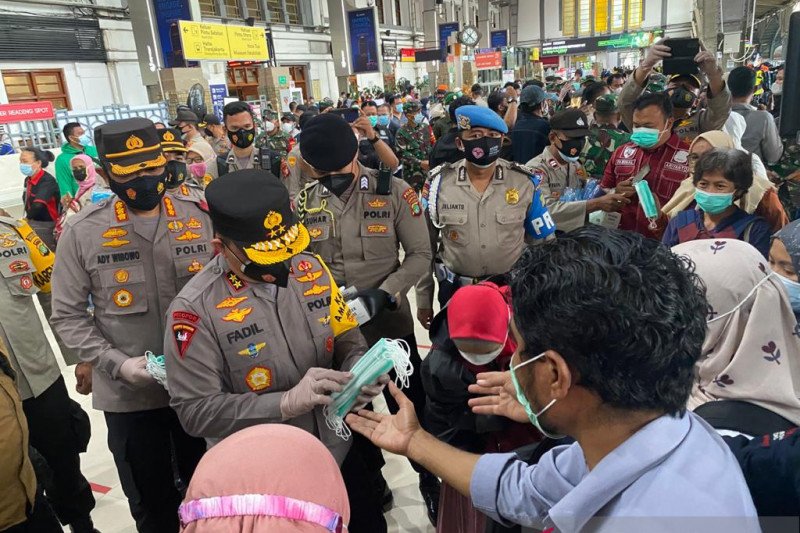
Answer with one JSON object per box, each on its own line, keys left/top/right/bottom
{"left": 145, "top": 351, "right": 167, "bottom": 388}
{"left": 560, "top": 178, "right": 600, "bottom": 203}
{"left": 324, "top": 338, "right": 413, "bottom": 440}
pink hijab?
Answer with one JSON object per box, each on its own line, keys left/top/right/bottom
{"left": 70, "top": 154, "right": 97, "bottom": 198}
{"left": 180, "top": 425, "right": 349, "bottom": 532}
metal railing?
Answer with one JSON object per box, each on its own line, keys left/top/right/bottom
{"left": 1, "top": 102, "right": 170, "bottom": 151}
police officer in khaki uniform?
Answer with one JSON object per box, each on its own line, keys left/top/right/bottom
{"left": 526, "top": 109, "right": 630, "bottom": 232}
{"left": 222, "top": 101, "right": 261, "bottom": 173}
{"left": 294, "top": 113, "right": 437, "bottom": 524}
{"left": 285, "top": 110, "right": 320, "bottom": 201}
{"left": 0, "top": 214, "right": 97, "bottom": 533}
{"left": 51, "top": 117, "right": 210, "bottom": 533}
{"left": 164, "top": 170, "right": 388, "bottom": 533}
{"left": 417, "top": 105, "right": 556, "bottom": 325}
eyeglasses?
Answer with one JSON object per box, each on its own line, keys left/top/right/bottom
{"left": 186, "top": 156, "right": 204, "bottom": 164}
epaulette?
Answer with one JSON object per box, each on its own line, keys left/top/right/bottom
{"left": 427, "top": 162, "right": 447, "bottom": 178}
{"left": 508, "top": 161, "right": 536, "bottom": 176}
{"left": 63, "top": 197, "right": 109, "bottom": 228}
{"left": 179, "top": 260, "right": 225, "bottom": 303}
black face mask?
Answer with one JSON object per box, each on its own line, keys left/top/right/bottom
{"left": 668, "top": 87, "right": 697, "bottom": 109}
{"left": 225, "top": 241, "right": 291, "bottom": 287}
{"left": 319, "top": 173, "right": 355, "bottom": 197}
{"left": 558, "top": 137, "right": 586, "bottom": 158}
{"left": 461, "top": 137, "right": 503, "bottom": 167}
{"left": 227, "top": 127, "right": 256, "bottom": 149}
{"left": 109, "top": 170, "right": 167, "bottom": 211}
{"left": 72, "top": 168, "right": 87, "bottom": 182}
{"left": 164, "top": 160, "right": 187, "bottom": 189}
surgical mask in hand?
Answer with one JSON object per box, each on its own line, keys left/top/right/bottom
{"left": 368, "top": 115, "right": 378, "bottom": 127}
{"left": 324, "top": 338, "right": 414, "bottom": 440}
{"left": 376, "top": 115, "right": 390, "bottom": 127}
{"left": 630, "top": 126, "right": 665, "bottom": 148}
{"left": 694, "top": 188, "right": 733, "bottom": 215}
{"left": 777, "top": 274, "right": 800, "bottom": 312}
{"left": 20, "top": 164, "right": 35, "bottom": 177}
{"left": 510, "top": 352, "right": 565, "bottom": 439}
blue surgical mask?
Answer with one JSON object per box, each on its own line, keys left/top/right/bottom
{"left": 376, "top": 115, "right": 390, "bottom": 127}
{"left": 694, "top": 188, "right": 734, "bottom": 215}
{"left": 630, "top": 126, "right": 664, "bottom": 148}
{"left": 777, "top": 274, "right": 800, "bottom": 312}
{"left": 368, "top": 115, "right": 378, "bottom": 127}
{"left": 20, "top": 164, "right": 35, "bottom": 177}
{"left": 558, "top": 150, "right": 580, "bottom": 163}
{"left": 395, "top": 103, "right": 403, "bottom": 113}
{"left": 509, "top": 352, "right": 565, "bottom": 439}
{"left": 572, "top": 82, "right": 581, "bottom": 90}
{"left": 79, "top": 132, "right": 93, "bottom": 146}
{"left": 414, "top": 113, "right": 424, "bottom": 124}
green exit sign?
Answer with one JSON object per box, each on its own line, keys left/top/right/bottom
{"left": 278, "top": 75, "right": 288, "bottom": 85}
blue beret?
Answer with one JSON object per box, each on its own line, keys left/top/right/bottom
{"left": 455, "top": 105, "right": 508, "bottom": 134}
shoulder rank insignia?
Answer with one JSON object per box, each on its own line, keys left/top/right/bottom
{"left": 226, "top": 271, "right": 247, "bottom": 292}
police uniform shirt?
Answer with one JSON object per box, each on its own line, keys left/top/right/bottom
{"left": 285, "top": 144, "right": 314, "bottom": 200}
{"left": 225, "top": 147, "right": 259, "bottom": 173}
{"left": 163, "top": 252, "right": 366, "bottom": 464}
{"left": 0, "top": 217, "right": 61, "bottom": 400}
{"left": 296, "top": 164, "right": 432, "bottom": 341}
{"left": 527, "top": 147, "right": 591, "bottom": 232}
{"left": 50, "top": 190, "right": 213, "bottom": 413}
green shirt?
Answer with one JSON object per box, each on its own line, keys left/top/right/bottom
{"left": 54, "top": 143, "right": 99, "bottom": 198}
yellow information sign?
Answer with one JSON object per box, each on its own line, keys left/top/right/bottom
{"left": 178, "top": 20, "right": 269, "bottom": 62}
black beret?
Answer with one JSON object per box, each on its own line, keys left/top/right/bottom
{"left": 299, "top": 113, "right": 357, "bottom": 172}
{"left": 206, "top": 170, "right": 309, "bottom": 265}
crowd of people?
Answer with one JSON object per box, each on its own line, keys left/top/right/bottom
{"left": 1, "top": 39, "right": 799, "bottom": 533}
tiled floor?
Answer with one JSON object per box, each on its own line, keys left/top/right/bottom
{"left": 38, "top": 289, "right": 438, "bottom": 533}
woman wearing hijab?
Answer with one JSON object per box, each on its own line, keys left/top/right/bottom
{"left": 663, "top": 130, "right": 788, "bottom": 232}
{"left": 769, "top": 219, "right": 800, "bottom": 320}
{"left": 662, "top": 149, "right": 771, "bottom": 257}
{"left": 180, "top": 424, "right": 349, "bottom": 533}
{"left": 421, "top": 282, "right": 541, "bottom": 533}
{"left": 185, "top": 141, "right": 219, "bottom": 188}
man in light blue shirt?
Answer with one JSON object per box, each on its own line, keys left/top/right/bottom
{"left": 347, "top": 225, "right": 760, "bottom": 532}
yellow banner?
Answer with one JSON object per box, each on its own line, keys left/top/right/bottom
{"left": 179, "top": 20, "right": 269, "bottom": 62}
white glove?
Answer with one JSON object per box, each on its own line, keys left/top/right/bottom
{"left": 119, "top": 356, "right": 155, "bottom": 387}
{"left": 351, "top": 373, "right": 391, "bottom": 413}
{"left": 280, "top": 367, "right": 352, "bottom": 420}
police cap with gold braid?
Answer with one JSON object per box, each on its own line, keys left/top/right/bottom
{"left": 159, "top": 127, "right": 187, "bottom": 153}
{"left": 206, "top": 169, "right": 311, "bottom": 266}
{"left": 95, "top": 117, "right": 166, "bottom": 176}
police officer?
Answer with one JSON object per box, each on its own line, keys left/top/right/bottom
{"left": 51, "top": 117, "right": 210, "bottom": 533}
{"left": 417, "top": 105, "right": 555, "bottom": 326}
{"left": 395, "top": 101, "right": 432, "bottom": 192}
{"left": 294, "top": 113, "right": 437, "bottom": 524}
{"left": 164, "top": 170, "right": 388, "bottom": 532}
{"left": 619, "top": 42, "right": 731, "bottom": 142}
{"left": 222, "top": 101, "right": 261, "bottom": 173}
{"left": 580, "top": 93, "right": 631, "bottom": 178}
{"left": 285, "top": 110, "right": 319, "bottom": 200}
{"left": 159, "top": 127, "right": 206, "bottom": 204}
{"left": 527, "top": 109, "right": 630, "bottom": 232}
{"left": 0, "top": 214, "right": 97, "bottom": 533}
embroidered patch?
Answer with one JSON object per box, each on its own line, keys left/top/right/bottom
{"left": 167, "top": 220, "right": 184, "bottom": 233}
{"left": 0, "top": 237, "right": 17, "bottom": 248}
{"left": 19, "top": 274, "right": 33, "bottom": 290}
{"left": 113, "top": 289, "right": 133, "bottom": 307}
{"left": 102, "top": 238, "right": 131, "bottom": 248}
{"left": 176, "top": 230, "right": 202, "bottom": 242}
{"left": 245, "top": 366, "right": 272, "bottom": 391}
{"left": 102, "top": 227, "right": 128, "bottom": 239}
{"left": 172, "top": 311, "right": 199, "bottom": 323}
{"left": 295, "top": 270, "right": 323, "bottom": 283}
{"left": 222, "top": 307, "right": 253, "bottom": 323}
{"left": 505, "top": 188, "right": 520, "bottom": 205}
{"left": 326, "top": 336, "right": 333, "bottom": 353}
{"left": 188, "top": 259, "right": 203, "bottom": 273}
{"left": 367, "top": 224, "right": 388, "bottom": 234}
{"left": 401, "top": 188, "right": 421, "bottom": 216}
{"left": 8, "top": 260, "right": 29, "bottom": 273}
{"left": 673, "top": 150, "right": 689, "bottom": 164}
{"left": 172, "top": 323, "right": 196, "bottom": 358}
{"left": 216, "top": 296, "right": 248, "bottom": 309}
{"left": 318, "top": 315, "right": 331, "bottom": 325}
{"left": 308, "top": 227, "right": 323, "bottom": 239}
{"left": 238, "top": 342, "right": 266, "bottom": 358}
{"left": 360, "top": 176, "right": 369, "bottom": 190}
{"left": 185, "top": 217, "right": 203, "bottom": 230}
{"left": 303, "top": 283, "right": 330, "bottom": 297}
{"left": 622, "top": 146, "right": 636, "bottom": 159}
{"left": 547, "top": 158, "right": 559, "bottom": 169}
{"left": 287, "top": 155, "right": 297, "bottom": 167}
{"left": 367, "top": 198, "right": 387, "bottom": 208}
{"left": 448, "top": 230, "right": 459, "bottom": 241}
{"left": 180, "top": 184, "right": 190, "bottom": 197}
{"left": 114, "top": 269, "right": 129, "bottom": 283}
{"left": 114, "top": 201, "right": 128, "bottom": 222}
{"left": 226, "top": 271, "right": 247, "bottom": 292}
{"left": 297, "top": 260, "right": 313, "bottom": 272}
{"left": 163, "top": 197, "right": 176, "bottom": 217}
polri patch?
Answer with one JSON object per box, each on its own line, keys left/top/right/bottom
{"left": 172, "top": 310, "right": 199, "bottom": 323}
{"left": 402, "top": 188, "right": 421, "bottom": 216}
{"left": 173, "top": 323, "right": 196, "bottom": 358}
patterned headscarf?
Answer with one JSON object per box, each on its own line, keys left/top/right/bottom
{"left": 774, "top": 219, "right": 800, "bottom": 273}
{"left": 672, "top": 239, "right": 800, "bottom": 425}
{"left": 180, "top": 424, "right": 349, "bottom": 532}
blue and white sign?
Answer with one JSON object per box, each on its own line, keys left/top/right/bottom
{"left": 209, "top": 84, "right": 228, "bottom": 120}
{"left": 439, "top": 22, "right": 460, "bottom": 61}
{"left": 490, "top": 30, "right": 509, "bottom": 48}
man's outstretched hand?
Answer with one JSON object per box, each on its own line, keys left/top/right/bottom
{"left": 468, "top": 371, "right": 529, "bottom": 424}
{"left": 345, "top": 381, "right": 422, "bottom": 456}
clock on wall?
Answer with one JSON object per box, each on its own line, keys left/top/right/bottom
{"left": 458, "top": 25, "right": 481, "bottom": 47}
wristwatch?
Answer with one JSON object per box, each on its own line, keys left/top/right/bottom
{"left": 368, "top": 134, "right": 381, "bottom": 144}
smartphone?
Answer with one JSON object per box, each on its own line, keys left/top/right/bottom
{"left": 662, "top": 38, "right": 701, "bottom": 76}
{"left": 331, "top": 108, "right": 360, "bottom": 123}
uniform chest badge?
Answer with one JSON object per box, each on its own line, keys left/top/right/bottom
{"left": 113, "top": 289, "right": 133, "bottom": 307}
{"left": 548, "top": 158, "right": 559, "bottom": 169}
{"left": 222, "top": 307, "right": 253, "bottom": 323}
{"left": 288, "top": 155, "right": 297, "bottom": 167}
{"left": 505, "top": 188, "right": 520, "bottom": 205}
{"left": 308, "top": 227, "right": 323, "bottom": 239}
{"left": 167, "top": 220, "right": 184, "bottom": 233}
{"left": 623, "top": 146, "right": 637, "bottom": 159}
{"left": 102, "top": 238, "right": 130, "bottom": 248}
{"left": 8, "top": 260, "right": 28, "bottom": 273}
{"left": 297, "top": 260, "right": 313, "bottom": 272}
{"left": 360, "top": 176, "right": 369, "bottom": 191}
{"left": 367, "top": 224, "right": 388, "bottom": 234}
{"left": 217, "top": 296, "right": 248, "bottom": 309}
{"left": 188, "top": 259, "right": 203, "bottom": 273}
{"left": 368, "top": 198, "right": 388, "bottom": 208}
{"left": 303, "top": 283, "right": 330, "bottom": 296}
{"left": 186, "top": 217, "right": 202, "bottom": 230}
{"left": 102, "top": 227, "right": 128, "bottom": 239}
{"left": 238, "top": 342, "right": 266, "bottom": 358}
{"left": 448, "top": 230, "right": 459, "bottom": 241}
{"left": 245, "top": 366, "right": 272, "bottom": 391}
{"left": 295, "top": 270, "right": 323, "bottom": 283}
{"left": 114, "top": 269, "right": 129, "bottom": 283}
{"left": 673, "top": 150, "right": 689, "bottom": 163}
{"left": 176, "top": 230, "right": 202, "bottom": 242}
{"left": 20, "top": 274, "right": 33, "bottom": 290}
{"left": 1, "top": 237, "right": 18, "bottom": 248}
